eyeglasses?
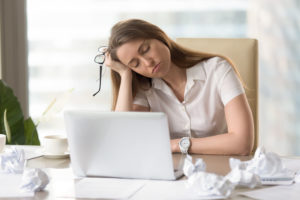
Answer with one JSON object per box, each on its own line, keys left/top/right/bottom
{"left": 93, "top": 46, "right": 108, "bottom": 96}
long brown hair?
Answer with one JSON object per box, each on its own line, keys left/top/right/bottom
{"left": 107, "top": 19, "right": 243, "bottom": 110}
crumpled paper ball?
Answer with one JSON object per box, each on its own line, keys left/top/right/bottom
{"left": 20, "top": 168, "right": 50, "bottom": 192}
{"left": 244, "top": 147, "right": 287, "bottom": 177}
{"left": 293, "top": 170, "right": 300, "bottom": 183}
{"left": 0, "top": 147, "right": 25, "bottom": 174}
{"left": 225, "top": 162, "right": 261, "bottom": 188}
{"left": 183, "top": 155, "right": 235, "bottom": 198}
{"left": 183, "top": 155, "right": 206, "bottom": 177}
{"left": 227, "top": 147, "right": 294, "bottom": 185}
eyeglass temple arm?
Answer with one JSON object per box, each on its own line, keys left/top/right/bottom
{"left": 93, "top": 65, "right": 102, "bottom": 96}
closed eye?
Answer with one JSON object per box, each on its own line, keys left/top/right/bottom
{"left": 133, "top": 45, "right": 149, "bottom": 68}
{"left": 134, "top": 45, "right": 150, "bottom": 68}
{"left": 134, "top": 60, "right": 140, "bottom": 68}
{"left": 128, "top": 58, "right": 139, "bottom": 68}
{"left": 142, "top": 45, "right": 150, "bottom": 54}
{"left": 129, "top": 41, "right": 150, "bottom": 68}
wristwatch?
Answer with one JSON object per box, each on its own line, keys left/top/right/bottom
{"left": 179, "top": 137, "right": 191, "bottom": 154}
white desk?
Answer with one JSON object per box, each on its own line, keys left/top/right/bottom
{"left": 2, "top": 145, "right": 300, "bottom": 200}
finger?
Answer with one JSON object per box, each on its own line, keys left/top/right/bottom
{"left": 104, "top": 54, "right": 112, "bottom": 66}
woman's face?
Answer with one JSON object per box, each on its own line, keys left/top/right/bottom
{"left": 116, "top": 39, "right": 172, "bottom": 78}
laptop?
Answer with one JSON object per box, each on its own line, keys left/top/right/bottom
{"left": 64, "top": 110, "right": 183, "bottom": 180}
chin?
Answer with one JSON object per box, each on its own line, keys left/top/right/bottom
{"left": 150, "top": 72, "right": 166, "bottom": 79}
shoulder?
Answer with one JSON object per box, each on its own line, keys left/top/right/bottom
{"left": 201, "top": 56, "right": 233, "bottom": 78}
{"left": 202, "top": 56, "right": 232, "bottom": 71}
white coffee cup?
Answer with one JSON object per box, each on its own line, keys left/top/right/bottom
{"left": 43, "top": 135, "right": 68, "bottom": 155}
{"left": 0, "top": 134, "right": 6, "bottom": 153}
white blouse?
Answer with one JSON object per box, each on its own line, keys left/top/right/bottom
{"left": 133, "top": 56, "right": 245, "bottom": 139}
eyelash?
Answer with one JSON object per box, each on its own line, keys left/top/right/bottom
{"left": 134, "top": 45, "right": 150, "bottom": 68}
{"left": 143, "top": 45, "right": 150, "bottom": 53}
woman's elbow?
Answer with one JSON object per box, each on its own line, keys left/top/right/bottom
{"left": 238, "top": 145, "right": 252, "bottom": 156}
{"left": 234, "top": 131, "right": 254, "bottom": 156}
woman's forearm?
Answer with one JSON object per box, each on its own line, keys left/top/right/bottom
{"left": 115, "top": 71, "right": 134, "bottom": 111}
{"left": 190, "top": 132, "right": 253, "bottom": 155}
{"left": 171, "top": 131, "right": 253, "bottom": 155}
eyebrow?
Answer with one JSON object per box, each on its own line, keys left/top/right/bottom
{"left": 127, "top": 40, "right": 146, "bottom": 66}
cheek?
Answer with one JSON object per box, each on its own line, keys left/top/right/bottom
{"left": 132, "top": 68, "right": 149, "bottom": 77}
{"left": 161, "top": 49, "right": 171, "bottom": 66}
{"left": 159, "top": 46, "right": 171, "bottom": 62}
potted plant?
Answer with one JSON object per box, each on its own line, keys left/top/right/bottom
{"left": 0, "top": 80, "right": 40, "bottom": 145}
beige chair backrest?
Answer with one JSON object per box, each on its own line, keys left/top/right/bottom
{"left": 176, "top": 38, "right": 259, "bottom": 153}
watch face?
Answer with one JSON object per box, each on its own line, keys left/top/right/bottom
{"left": 180, "top": 138, "right": 190, "bottom": 148}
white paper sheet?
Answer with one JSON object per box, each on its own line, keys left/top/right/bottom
{"left": 25, "top": 147, "right": 43, "bottom": 160}
{"left": 50, "top": 168, "right": 76, "bottom": 198}
{"left": 131, "top": 180, "right": 226, "bottom": 200}
{"left": 281, "top": 158, "right": 300, "bottom": 172}
{"left": 74, "top": 178, "right": 146, "bottom": 199}
{"left": 239, "top": 183, "right": 300, "bottom": 200}
{"left": 0, "top": 173, "right": 34, "bottom": 198}
{"left": 51, "top": 168, "right": 146, "bottom": 199}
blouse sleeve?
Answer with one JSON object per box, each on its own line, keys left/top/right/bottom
{"left": 216, "top": 59, "right": 245, "bottom": 106}
{"left": 133, "top": 90, "right": 150, "bottom": 107}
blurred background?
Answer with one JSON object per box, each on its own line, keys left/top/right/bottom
{"left": 1, "top": 0, "right": 299, "bottom": 155}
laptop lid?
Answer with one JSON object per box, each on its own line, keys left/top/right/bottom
{"left": 64, "top": 110, "right": 182, "bottom": 180}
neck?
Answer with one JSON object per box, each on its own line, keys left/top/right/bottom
{"left": 162, "top": 63, "right": 186, "bottom": 89}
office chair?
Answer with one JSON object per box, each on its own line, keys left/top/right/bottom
{"left": 176, "top": 38, "right": 259, "bottom": 153}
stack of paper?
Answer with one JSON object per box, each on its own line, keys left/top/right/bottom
{"left": 51, "top": 168, "right": 146, "bottom": 199}
{"left": 240, "top": 183, "right": 300, "bottom": 200}
{"left": 0, "top": 174, "right": 34, "bottom": 198}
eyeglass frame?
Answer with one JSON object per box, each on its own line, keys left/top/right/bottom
{"left": 93, "top": 46, "right": 108, "bottom": 96}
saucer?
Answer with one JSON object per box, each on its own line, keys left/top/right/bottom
{"left": 43, "top": 151, "right": 70, "bottom": 159}
{"left": 37, "top": 149, "right": 70, "bottom": 159}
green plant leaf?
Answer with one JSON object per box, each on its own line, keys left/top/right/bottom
{"left": 0, "top": 80, "right": 25, "bottom": 144}
{"left": 3, "top": 109, "right": 12, "bottom": 143}
{"left": 24, "top": 117, "right": 40, "bottom": 145}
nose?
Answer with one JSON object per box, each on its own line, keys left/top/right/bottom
{"left": 140, "top": 56, "right": 155, "bottom": 68}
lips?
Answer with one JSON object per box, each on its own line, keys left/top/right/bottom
{"left": 152, "top": 63, "right": 160, "bottom": 74}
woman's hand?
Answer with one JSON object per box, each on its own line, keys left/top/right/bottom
{"left": 104, "top": 52, "right": 132, "bottom": 78}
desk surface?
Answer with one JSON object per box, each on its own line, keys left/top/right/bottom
{"left": 27, "top": 151, "right": 252, "bottom": 176}
{"left": 2, "top": 146, "right": 297, "bottom": 200}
